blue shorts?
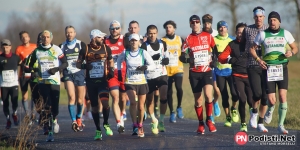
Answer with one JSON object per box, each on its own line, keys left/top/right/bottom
{"left": 63, "top": 73, "right": 86, "bottom": 86}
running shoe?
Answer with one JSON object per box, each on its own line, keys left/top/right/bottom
{"left": 169, "top": 112, "right": 176, "bottom": 123}
{"left": 94, "top": 130, "right": 102, "bottom": 140}
{"left": 231, "top": 109, "right": 239, "bottom": 123}
{"left": 76, "top": 118, "right": 83, "bottom": 131}
{"left": 53, "top": 119, "right": 59, "bottom": 133}
{"left": 151, "top": 120, "right": 159, "bottom": 135}
{"left": 6, "top": 120, "right": 11, "bottom": 129}
{"left": 249, "top": 111, "right": 258, "bottom": 128}
{"left": 240, "top": 123, "right": 247, "bottom": 132}
{"left": 278, "top": 125, "right": 288, "bottom": 134}
{"left": 158, "top": 122, "right": 165, "bottom": 132}
{"left": 132, "top": 126, "right": 138, "bottom": 136}
{"left": 72, "top": 121, "right": 78, "bottom": 132}
{"left": 123, "top": 113, "right": 127, "bottom": 121}
{"left": 211, "top": 115, "right": 215, "bottom": 124}
{"left": 176, "top": 107, "right": 184, "bottom": 119}
{"left": 206, "top": 120, "right": 217, "bottom": 132}
{"left": 138, "top": 126, "right": 145, "bottom": 138}
{"left": 154, "top": 107, "right": 160, "bottom": 117}
{"left": 12, "top": 114, "right": 19, "bottom": 126}
{"left": 104, "top": 124, "right": 113, "bottom": 136}
{"left": 224, "top": 116, "right": 232, "bottom": 127}
{"left": 117, "top": 123, "right": 125, "bottom": 133}
{"left": 197, "top": 121, "right": 205, "bottom": 134}
{"left": 264, "top": 110, "right": 273, "bottom": 124}
{"left": 213, "top": 101, "right": 221, "bottom": 117}
{"left": 257, "top": 124, "right": 268, "bottom": 132}
{"left": 46, "top": 132, "right": 54, "bottom": 142}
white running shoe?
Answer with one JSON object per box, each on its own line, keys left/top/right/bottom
{"left": 257, "top": 124, "right": 268, "bottom": 132}
{"left": 264, "top": 110, "right": 273, "bottom": 124}
{"left": 278, "top": 125, "right": 288, "bottom": 134}
{"left": 53, "top": 119, "right": 60, "bottom": 133}
{"left": 249, "top": 111, "right": 258, "bottom": 128}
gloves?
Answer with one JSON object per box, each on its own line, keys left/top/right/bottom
{"left": 161, "top": 58, "right": 169, "bottom": 65}
{"left": 48, "top": 67, "right": 60, "bottom": 75}
{"left": 86, "top": 64, "right": 93, "bottom": 70}
{"left": 136, "top": 65, "right": 147, "bottom": 71}
{"left": 107, "top": 68, "right": 114, "bottom": 80}
{"left": 118, "top": 70, "right": 122, "bottom": 82}
{"left": 151, "top": 53, "right": 161, "bottom": 60}
{"left": 179, "top": 55, "right": 190, "bottom": 63}
{"left": 228, "top": 57, "right": 238, "bottom": 64}
{"left": 31, "top": 72, "right": 39, "bottom": 81}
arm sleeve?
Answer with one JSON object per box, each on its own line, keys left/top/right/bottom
{"left": 181, "top": 37, "right": 189, "bottom": 53}
{"left": 162, "top": 41, "right": 169, "bottom": 58}
{"left": 106, "top": 45, "right": 113, "bottom": 60}
{"left": 140, "top": 43, "right": 147, "bottom": 51}
{"left": 117, "top": 51, "right": 125, "bottom": 70}
{"left": 25, "top": 50, "right": 37, "bottom": 72}
{"left": 77, "top": 45, "right": 87, "bottom": 62}
{"left": 218, "top": 45, "right": 232, "bottom": 64}
{"left": 240, "top": 29, "right": 246, "bottom": 51}
{"left": 57, "top": 46, "right": 68, "bottom": 70}
{"left": 143, "top": 50, "right": 155, "bottom": 70}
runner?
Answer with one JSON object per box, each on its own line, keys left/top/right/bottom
{"left": 218, "top": 23, "right": 252, "bottom": 132}
{"left": 105, "top": 20, "right": 127, "bottom": 133}
{"left": 124, "top": 20, "right": 144, "bottom": 49}
{"left": 117, "top": 33, "right": 155, "bottom": 137}
{"left": 142, "top": 25, "right": 169, "bottom": 133}
{"left": 25, "top": 30, "right": 68, "bottom": 142}
{"left": 60, "top": 26, "right": 86, "bottom": 132}
{"left": 15, "top": 31, "right": 37, "bottom": 116}
{"left": 201, "top": 14, "right": 221, "bottom": 122}
{"left": 241, "top": 6, "right": 269, "bottom": 132}
{"left": 214, "top": 20, "right": 239, "bottom": 127}
{"left": 180, "top": 15, "right": 217, "bottom": 134}
{"left": 161, "top": 20, "right": 184, "bottom": 123}
{"left": 76, "top": 29, "right": 114, "bottom": 140}
{"left": 0, "top": 39, "right": 21, "bottom": 129}
{"left": 250, "top": 11, "right": 298, "bottom": 134}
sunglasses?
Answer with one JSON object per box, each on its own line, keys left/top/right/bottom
{"left": 110, "top": 27, "right": 120, "bottom": 31}
{"left": 190, "top": 20, "right": 200, "bottom": 24}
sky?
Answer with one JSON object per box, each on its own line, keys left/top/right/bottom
{"left": 0, "top": 0, "right": 297, "bottom": 38}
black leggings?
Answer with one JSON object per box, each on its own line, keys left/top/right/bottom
{"left": 167, "top": 73, "right": 183, "bottom": 113}
{"left": 232, "top": 76, "right": 253, "bottom": 123}
{"left": 1, "top": 86, "right": 18, "bottom": 119}
{"left": 38, "top": 84, "right": 60, "bottom": 119}
{"left": 216, "top": 75, "right": 239, "bottom": 108}
{"left": 247, "top": 67, "right": 268, "bottom": 106}
{"left": 30, "top": 82, "right": 41, "bottom": 113}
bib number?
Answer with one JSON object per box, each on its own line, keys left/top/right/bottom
{"left": 267, "top": 64, "right": 283, "bottom": 81}
{"left": 127, "top": 70, "right": 142, "bottom": 82}
{"left": 194, "top": 50, "right": 209, "bottom": 67}
{"left": 113, "top": 55, "right": 122, "bottom": 69}
{"left": 2, "top": 70, "right": 15, "bottom": 82}
{"left": 40, "top": 62, "right": 55, "bottom": 79}
{"left": 67, "top": 60, "right": 80, "bottom": 73}
{"left": 168, "top": 51, "right": 178, "bottom": 66}
{"left": 89, "top": 62, "right": 104, "bottom": 78}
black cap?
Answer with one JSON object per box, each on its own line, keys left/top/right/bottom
{"left": 268, "top": 11, "right": 281, "bottom": 23}
{"left": 189, "top": 15, "right": 200, "bottom": 22}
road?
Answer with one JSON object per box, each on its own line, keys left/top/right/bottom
{"left": 0, "top": 105, "right": 299, "bottom": 150}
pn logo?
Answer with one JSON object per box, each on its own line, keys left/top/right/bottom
{"left": 235, "top": 131, "right": 248, "bottom": 145}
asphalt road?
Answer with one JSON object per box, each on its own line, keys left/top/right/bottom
{"left": 0, "top": 105, "right": 299, "bottom": 150}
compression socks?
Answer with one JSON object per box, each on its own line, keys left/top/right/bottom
{"left": 77, "top": 104, "right": 83, "bottom": 118}
{"left": 22, "top": 100, "right": 29, "bottom": 114}
{"left": 278, "top": 102, "right": 287, "bottom": 126}
{"left": 205, "top": 102, "right": 213, "bottom": 120}
{"left": 92, "top": 112, "right": 101, "bottom": 130}
{"left": 195, "top": 106, "right": 203, "bottom": 121}
{"left": 267, "top": 101, "right": 275, "bottom": 112}
{"left": 150, "top": 113, "right": 158, "bottom": 123}
{"left": 68, "top": 105, "right": 76, "bottom": 121}
{"left": 103, "top": 107, "right": 110, "bottom": 125}
{"left": 258, "top": 117, "right": 264, "bottom": 124}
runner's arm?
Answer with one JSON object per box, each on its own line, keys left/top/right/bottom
{"left": 250, "top": 32, "right": 267, "bottom": 69}
{"left": 143, "top": 50, "right": 155, "bottom": 70}
{"left": 117, "top": 51, "right": 125, "bottom": 70}
{"left": 106, "top": 46, "right": 114, "bottom": 69}
{"left": 179, "top": 38, "right": 190, "bottom": 63}
{"left": 76, "top": 45, "right": 87, "bottom": 69}
{"left": 218, "top": 45, "right": 232, "bottom": 64}
{"left": 57, "top": 47, "right": 68, "bottom": 70}
{"left": 284, "top": 30, "right": 298, "bottom": 57}
{"left": 162, "top": 40, "right": 169, "bottom": 58}
{"left": 24, "top": 50, "right": 37, "bottom": 73}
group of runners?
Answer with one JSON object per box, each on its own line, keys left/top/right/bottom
{"left": 0, "top": 6, "right": 298, "bottom": 142}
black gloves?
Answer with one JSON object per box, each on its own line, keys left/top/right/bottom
{"left": 48, "top": 67, "right": 60, "bottom": 75}
{"left": 118, "top": 70, "right": 122, "bottom": 82}
{"left": 161, "top": 58, "right": 169, "bottom": 65}
{"left": 31, "top": 72, "right": 39, "bottom": 81}
{"left": 152, "top": 53, "right": 161, "bottom": 60}
{"left": 107, "top": 68, "right": 114, "bottom": 80}
{"left": 228, "top": 57, "right": 238, "bottom": 64}
{"left": 179, "top": 55, "right": 190, "bottom": 63}
{"left": 136, "top": 65, "right": 147, "bottom": 71}
{"left": 86, "top": 64, "right": 94, "bottom": 70}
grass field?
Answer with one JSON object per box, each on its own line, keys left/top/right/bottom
{"left": 17, "top": 59, "right": 300, "bottom": 130}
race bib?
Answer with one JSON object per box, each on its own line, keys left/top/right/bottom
{"left": 127, "top": 70, "right": 142, "bottom": 82}
{"left": 194, "top": 50, "right": 209, "bottom": 67}
{"left": 113, "top": 55, "right": 122, "bottom": 69}
{"left": 267, "top": 64, "right": 283, "bottom": 81}
{"left": 89, "top": 61, "right": 104, "bottom": 78}
{"left": 67, "top": 59, "right": 80, "bottom": 73}
{"left": 2, "top": 70, "right": 15, "bottom": 82}
{"left": 168, "top": 51, "right": 178, "bottom": 66}
{"left": 40, "top": 61, "right": 56, "bottom": 79}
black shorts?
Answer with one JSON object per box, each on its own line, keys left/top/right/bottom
{"left": 125, "top": 84, "right": 149, "bottom": 95}
{"left": 147, "top": 75, "right": 168, "bottom": 94}
{"left": 189, "top": 70, "right": 213, "bottom": 93}
{"left": 19, "top": 77, "right": 31, "bottom": 92}
{"left": 63, "top": 73, "right": 86, "bottom": 86}
{"left": 86, "top": 79, "right": 109, "bottom": 107}
{"left": 263, "top": 64, "right": 288, "bottom": 94}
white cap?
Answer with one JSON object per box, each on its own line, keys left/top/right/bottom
{"left": 90, "top": 29, "right": 106, "bottom": 40}
{"left": 129, "top": 34, "right": 140, "bottom": 41}
{"left": 109, "top": 20, "right": 121, "bottom": 28}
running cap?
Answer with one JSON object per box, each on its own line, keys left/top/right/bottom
{"left": 110, "top": 20, "right": 121, "bottom": 28}
{"left": 268, "top": 11, "right": 281, "bottom": 23}
{"left": 129, "top": 34, "right": 140, "bottom": 41}
{"left": 253, "top": 6, "right": 265, "bottom": 16}
{"left": 189, "top": 15, "right": 201, "bottom": 22}
{"left": 1, "top": 39, "right": 11, "bottom": 46}
{"left": 90, "top": 29, "right": 106, "bottom": 40}
{"left": 217, "top": 20, "right": 228, "bottom": 29}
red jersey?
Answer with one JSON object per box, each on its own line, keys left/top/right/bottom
{"left": 182, "top": 32, "right": 215, "bottom": 72}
